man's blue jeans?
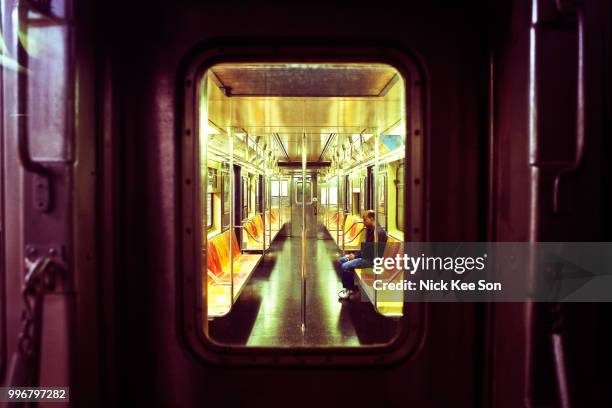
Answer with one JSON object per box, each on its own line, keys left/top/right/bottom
{"left": 338, "top": 256, "right": 363, "bottom": 290}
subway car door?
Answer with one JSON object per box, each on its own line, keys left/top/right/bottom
{"left": 290, "top": 175, "right": 316, "bottom": 239}
{"left": 99, "top": 1, "right": 509, "bottom": 407}
{"left": 1, "top": 0, "right": 99, "bottom": 403}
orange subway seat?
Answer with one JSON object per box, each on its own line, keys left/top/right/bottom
{"left": 253, "top": 214, "right": 264, "bottom": 233}
{"left": 270, "top": 208, "right": 280, "bottom": 223}
{"left": 341, "top": 215, "right": 364, "bottom": 250}
{"left": 345, "top": 220, "right": 364, "bottom": 243}
{"left": 268, "top": 209, "right": 284, "bottom": 230}
{"left": 354, "top": 235, "right": 404, "bottom": 317}
{"left": 328, "top": 212, "right": 345, "bottom": 230}
{"left": 207, "top": 241, "right": 222, "bottom": 277}
{"left": 206, "top": 228, "right": 262, "bottom": 316}
{"left": 211, "top": 229, "right": 239, "bottom": 271}
{"left": 244, "top": 220, "right": 262, "bottom": 243}
{"left": 378, "top": 237, "right": 402, "bottom": 281}
{"left": 242, "top": 214, "right": 271, "bottom": 250}
{"left": 265, "top": 209, "right": 280, "bottom": 229}
{"left": 246, "top": 215, "right": 264, "bottom": 240}
{"left": 207, "top": 229, "right": 256, "bottom": 281}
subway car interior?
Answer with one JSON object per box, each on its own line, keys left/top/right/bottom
{"left": 1, "top": 0, "right": 612, "bottom": 407}
{"left": 201, "top": 63, "right": 406, "bottom": 346}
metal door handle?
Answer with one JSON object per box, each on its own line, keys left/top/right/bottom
{"left": 552, "top": 2, "right": 585, "bottom": 213}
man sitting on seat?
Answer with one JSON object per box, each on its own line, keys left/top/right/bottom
{"left": 337, "top": 210, "right": 388, "bottom": 300}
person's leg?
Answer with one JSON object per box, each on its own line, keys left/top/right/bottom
{"left": 337, "top": 256, "right": 349, "bottom": 268}
{"left": 340, "top": 257, "right": 363, "bottom": 290}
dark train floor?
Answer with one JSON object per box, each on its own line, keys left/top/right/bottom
{"left": 208, "top": 226, "right": 398, "bottom": 346}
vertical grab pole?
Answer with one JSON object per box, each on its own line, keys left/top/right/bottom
{"left": 336, "top": 161, "right": 340, "bottom": 251}
{"left": 325, "top": 182, "right": 328, "bottom": 229}
{"left": 373, "top": 127, "right": 380, "bottom": 310}
{"left": 327, "top": 180, "right": 330, "bottom": 230}
{"left": 267, "top": 172, "right": 271, "bottom": 249}
{"left": 198, "top": 73, "right": 209, "bottom": 321}
{"left": 338, "top": 141, "right": 344, "bottom": 255}
{"left": 277, "top": 176, "right": 281, "bottom": 228}
{"left": 276, "top": 177, "right": 280, "bottom": 228}
{"left": 301, "top": 133, "right": 307, "bottom": 332}
{"left": 262, "top": 140, "right": 266, "bottom": 257}
{"left": 229, "top": 127, "right": 235, "bottom": 307}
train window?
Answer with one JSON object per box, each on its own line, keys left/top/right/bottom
{"left": 207, "top": 168, "right": 218, "bottom": 192}
{"left": 255, "top": 178, "right": 262, "bottom": 213}
{"left": 221, "top": 170, "right": 230, "bottom": 230}
{"left": 328, "top": 185, "right": 338, "bottom": 205}
{"left": 18, "top": 2, "right": 72, "bottom": 162}
{"left": 280, "top": 180, "right": 288, "bottom": 196}
{"left": 346, "top": 179, "right": 351, "bottom": 213}
{"left": 187, "top": 59, "right": 422, "bottom": 360}
{"left": 396, "top": 161, "right": 405, "bottom": 232}
{"left": 241, "top": 175, "right": 249, "bottom": 220}
{"left": 377, "top": 170, "right": 388, "bottom": 229}
{"left": 207, "top": 193, "right": 213, "bottom": 229}
{"left": 271, "top": 180, "right": 281, "bottom": 197}
{"left": 359, "top": 177, "right": 366, "bottom": 214}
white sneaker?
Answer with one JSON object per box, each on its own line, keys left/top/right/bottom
{"left": 338, "top": 289, "right": 354, "bottom": 300}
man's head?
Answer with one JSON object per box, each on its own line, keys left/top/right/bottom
{"left": 363, "top": 210, "right": 376, "bottom": 228}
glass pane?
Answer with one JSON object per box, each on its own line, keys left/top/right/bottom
{"left": 329, "top": 186, "right": 338, "bottom": 205}
{"left": 200, "top": 62, "right": 409, "bottom": 348}
{"left": 396, "top": 162, "right": 404, "bottom": 232}
{"left": 25, "top": 3, "right": 72, "bottom": 161}
{"left": 280, "top": 180, "right": 288, "bottom": 196}
{"left": 207, "top": 194, "right": 213, "bottom": 228}
{"left": 377, "top": 173, "right": 387, "bottom": 229}
{"left": 296, "top": 181, "right": 303, "bottom": 203}
{"left": 271, "top": 180, "right": 280, "bottom": 196}
{"left": 242, "top": 176, "right": 249, "bottom": 220}
{"left": 221, "top": 172, "right": 230, "bottom": 230}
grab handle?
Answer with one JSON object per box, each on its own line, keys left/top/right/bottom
{"left": 552, "top": 2, "right": 584, "bottom": 213}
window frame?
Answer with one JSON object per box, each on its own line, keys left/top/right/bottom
{"left": 180, "top": 43, "right": 425, "bottom": 366}
{"left": 359, "top": 176, "right": 366, "bottom": 214}
{"left": 377, "top": 172, "right": 388, "bottom": 229}
{"left": 241, "top": 175, "right": 249, "bottom": 220}
{"left": 396, "top": 161, "right": 405, "bottom": 233}
{"left": 207, "top": 193, "right": 214, "bottom": 229}
{"left": 220, "top": 170, "right": 230, "bottom": 230}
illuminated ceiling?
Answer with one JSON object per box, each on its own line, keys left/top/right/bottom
{"left": 210, "top": 63, "right": 399, "bottom": 97}
{"left": 205, "top": 63, "right": 404, "bottom": 162}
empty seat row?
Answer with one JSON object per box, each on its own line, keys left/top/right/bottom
{"left": 242, "top": 209, "right": 285, "bottom": 251}
{"left": 206, "top": 228, "right": 262, "bottom": 317}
